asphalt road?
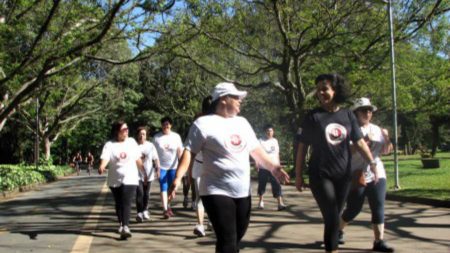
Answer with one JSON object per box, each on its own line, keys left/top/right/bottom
{"left": 0, "top": 170, "right": 449, "bottom": 253}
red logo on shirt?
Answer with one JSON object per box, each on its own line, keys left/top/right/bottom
{"left": 325, "top": 123, "right": 347, "bottom": 145}
{"left": 119, "top": 152, "right": 127, "bottom": 159}
{"left": 225, "top": 134, "right": 247, "bottom": 153}
{"left": 230, "top": 134, "right": 242, "bottom": 146}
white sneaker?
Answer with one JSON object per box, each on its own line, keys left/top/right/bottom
{"left": 258, "top": 201, "right": 264, "bottom": 209}
{"left": 143, "top": 210, "right": 150, "bottom": 220}
{"left": 117, "top": 225, "right": 123, "bottom": 234}
{"left": 193, "top": 224, "right": 206, "bottom": 237}
{"left": 136, "top": 212, "right": 144, "bottom": 223}
{"left": 121, "top": 226, "right": 132, "bottom": 239}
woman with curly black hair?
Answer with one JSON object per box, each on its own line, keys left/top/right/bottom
{"left": 295, "top": 74, "right": 377, "bottom": 253}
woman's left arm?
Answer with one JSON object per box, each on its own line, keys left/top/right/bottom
{"left": 251, "top": 146, "right": 290, "bottom": 184}
{"left": 381, "top": 128, "right": 393, "bottom": 155}
{"left": 354, "top": 138, "right": 378, "bottom": 183}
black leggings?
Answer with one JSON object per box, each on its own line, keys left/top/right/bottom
{"left": 257, "top": 168, "right": 282, "bottom": 198}
{"left": 202, "top": 195, "right": 251, "bottom": 253}
{"left": 136, "top": 181, "right": 152, "bottom": 213}
{"left": 110, "top": 185, "right": 137, "bottom": 226}
{"left": 342, "top": 178, "right": 386, "bottom": 224}
{"left": 310, "top": 175, "right": 351, "bottom": 252}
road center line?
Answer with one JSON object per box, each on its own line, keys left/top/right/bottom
{"left": 70, "top": 181, "right": 108, "bottom": 253}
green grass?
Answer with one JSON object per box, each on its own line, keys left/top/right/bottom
{"left": 383, "top": 152, "right": 450, "bottom": 202}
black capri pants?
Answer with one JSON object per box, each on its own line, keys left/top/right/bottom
{"left": 110, "top": 184, "right": 137, "bottom": 226}
{"left": 342, "top": 178, "right": 386, "bottom": 224}
{"left": 257, "top": 168, "right": 282, "bottom": 198}
{"left": 310, "top": 175, "right": 351, "bottom": 252}
{"left": 202, "top": 195, "right": 251, "bottom": 253}
{"left": 136, "top": 180, "right": 152, "bottom": 213}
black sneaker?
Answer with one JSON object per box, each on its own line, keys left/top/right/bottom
{"left": 373, "top": 240, "right": 394, "bottom": 252}
{"left": 338, "top": 230, "right": 345, "bottom": 245}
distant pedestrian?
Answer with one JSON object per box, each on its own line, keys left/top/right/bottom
{"left": 73, "top": 151, "right": 83, "bottom": 176}
{"left": 295, "top": 74, "right": 378, "bottom": 253}
{"left": 85, "top": 151, "right": 94, "bottom": 176}
{"left": 135, "top": 126, "right": 160, "bottom": 222}
{"left": 169, "top": 82, "right": 290, "bottom": 253}
{"left": 98, "top": 121, "right": 144, "bottom": 239}
{"left": 256, "top": 124, "right": 286, "bottom": 211}
{"left": 339, "top": 97, "right": 394, "bottom": 252}
{"left": 153, "top": 116, "right": 183, "bottom": 219}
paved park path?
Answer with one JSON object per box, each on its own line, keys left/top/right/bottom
{"left": 1, "top": 170, "right": 449, "bottom": 253}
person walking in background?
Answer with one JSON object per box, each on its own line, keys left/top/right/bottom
{"left": 135, "top": 126, "right": 160, "bottom": 222}
{"left": 295, "top": 74, "right": 378, "bottom": 253}
{"left": 256, "top": 124, "right": 286, "bottom": 211}
{"left": 73, "top": 151, "right": 83, "bottom": 176}
{"left": 169, "top": 82, "right": 290, "bottom": 253}
{"left": 98, "top": 121, "right": 144, "bottom": 239}
{"left": 190, "top": 96, "right": 213, "bottom": 237}
{"left": 339, "top": 97, "right": 394, "bottom": 252}
{"left": 85, "top": 151, "right": 94, "bottom": 176}
{"left": 153, "top": 116, "right": 183, "bottom": 219}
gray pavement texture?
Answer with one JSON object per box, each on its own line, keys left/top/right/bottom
{"left": 0, "top": 170, "right": 449, "bottom": 253}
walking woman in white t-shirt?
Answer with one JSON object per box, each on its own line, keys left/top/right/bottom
{"left": 169, "top": 82, "right": 290, "bottom": 253}
{"left": 98, "top": 121, "right": 144, "bottom": 239}
{"left": 339, "top": 98, "right": 394, "bottom": 252}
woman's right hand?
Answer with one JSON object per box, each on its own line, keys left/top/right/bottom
{"left": 168, "top": 178, "right": 181, "bottom": 201}
{"left": 98, "top": 167, "right": 106, "bottom": 175}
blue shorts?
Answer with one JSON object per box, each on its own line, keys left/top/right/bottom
{"left": 159, "top": 168, "right": 176, "bottom": 192}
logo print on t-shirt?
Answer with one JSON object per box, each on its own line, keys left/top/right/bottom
{"left": 325, "top": 123, "right": 347, "bottom": 145}
{"left": 225, "top": 134, "right": 247, "bottom": 153}
{"left": 119, "top": 152, "right": 127, "bottom": 159}
{"left": 164, "top": 144, "right": 170, "bottom": 150}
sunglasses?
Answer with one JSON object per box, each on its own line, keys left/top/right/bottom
{"left": 120, "top": 127, "right": 129, "bottom": 132}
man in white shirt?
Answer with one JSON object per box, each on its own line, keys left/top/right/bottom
{"left": 153, "top": 116, "right": 183, "bottom": 219}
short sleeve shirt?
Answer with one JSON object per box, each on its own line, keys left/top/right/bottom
{"left": 153, "top": 131, "right": 183, "bottom": 170}
{"left": 185, "top": 115, "right": 259, "bottom": 198}
{"left": 259, "top": 137, "right": 280, "bottom": 165}
{"left": 100, "top": 137, "right": 141, "bottom": 187}
{"left": 297, "top": 108, "right": 363, "bottom": 179}
{"left": 138, "top": 141, "right": 159, "bottom": 181}
{"left": 352, "top": 123, "right": 387, "bottom": 182}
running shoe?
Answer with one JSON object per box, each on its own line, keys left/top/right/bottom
{"left": 338, "top": 230, "right": 345, "bottom": 245}
{"left": 373, "top": 240, "right": 394, "bottom": 252}
{"left": 143, "top": 210, "right": 150, "bottom": 220}
{"left": 120, "top": 226, "right": 132, "bottom": 239}
{"left": 277, "top": 204, "right": 287, "bottom": 211}
{"left": 168, "top": 208, "right": 175, "bottom": 217}
{"left": 136, "top": 212, "right": 144, "bottom": 223}
{"left": 258, "top": 201, "right": 264, "bottom": 209}
{"left": 117, "top": 225, "right": 123, "bottom": 234}
{"left": 163, "top": 210, "right": 170, "bottom": 219}
{"left": 193, "top": 224, "right": 206, "bottom": 237}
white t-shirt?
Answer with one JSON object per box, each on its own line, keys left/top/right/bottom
{"left": 351, "top": 123, "right": 387, "bottom": 183}
{"left": 138, "top": 141, "right": 159, "bottom": 181}
{"left": 192, "top": 151, "right": 203, "bottom": 179}
{"left": 153, "top": 131, "right": 183, "bottom": 170}
{"left": 258, "top": 137, "right": 280, "bottom": 165}
{"left": 185, "top": 114, "right": 259, "bottom": 198}
{"left": 100, "top": 137, "right": 141, "bottom": 187}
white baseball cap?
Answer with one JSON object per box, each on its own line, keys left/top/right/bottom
{"left": 351, "top": 97, "right": 377, "bottom": 111}
{"left": 211, "top": 82, "right": 247, "bottom": 102}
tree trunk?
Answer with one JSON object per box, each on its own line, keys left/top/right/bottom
{"left": 44, "top": 136, "right": 52, "bottom": 161}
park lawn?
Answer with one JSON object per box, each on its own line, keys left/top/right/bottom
{"left": 383, "top": 152, "right": 450, "bottom": 202}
